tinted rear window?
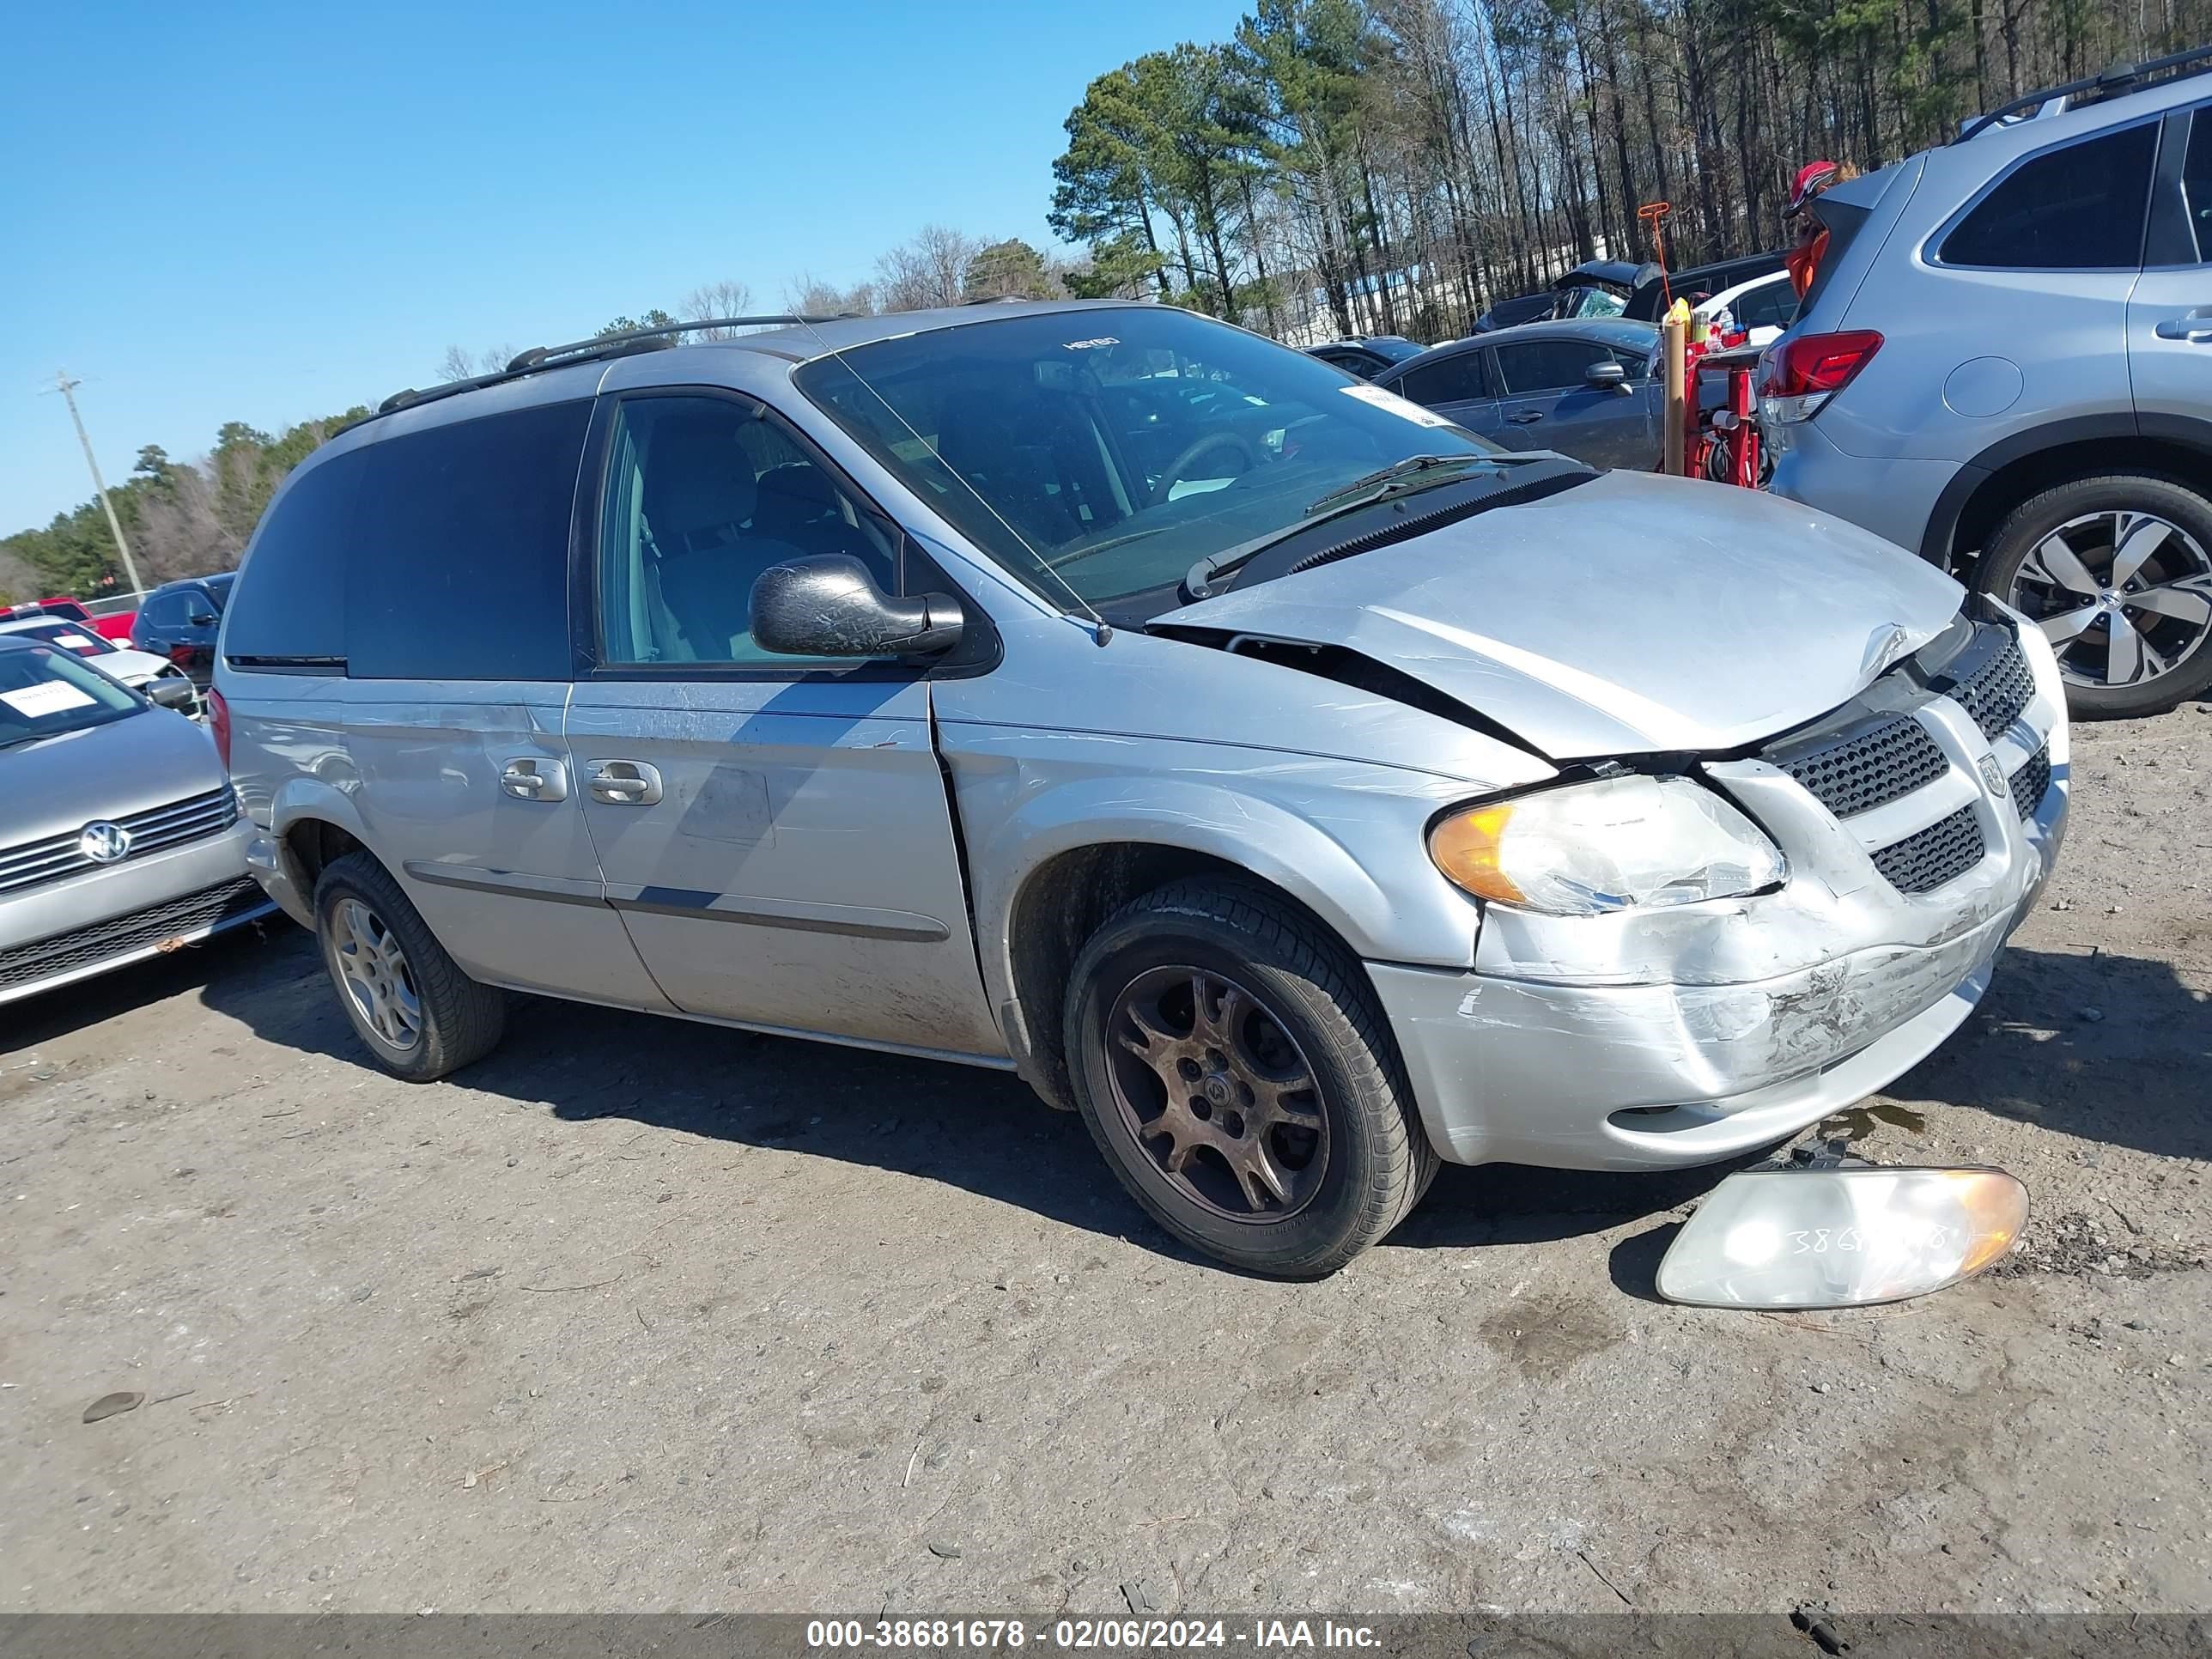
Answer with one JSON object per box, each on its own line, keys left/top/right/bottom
{"left": 1395, "top": 351, "right": 1489, "bottom": 404}
{"left": 224, "top": 447, "right": 366, "bottom": 666}
{"left": 1939, "top": 123, "right": 2157, "bottom": 270}
{"left": 348, "top": 400, "right": 589, "bottom": 680}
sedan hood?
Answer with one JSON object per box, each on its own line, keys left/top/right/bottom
{"left": 88, "top": 648, "right": 173, "bottom": 684}
{"left": 1167, "top": 470, "right": 1963, "bottom": 758}
{"left": 0, "top": 708, "right": 228, "bottom": 848}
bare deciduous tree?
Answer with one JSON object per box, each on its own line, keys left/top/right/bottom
{"left": 874, "top": 225, "right": 988, "bottom": 313}
{"left": 682, "top": 279, "right": 760, "bottom": 337}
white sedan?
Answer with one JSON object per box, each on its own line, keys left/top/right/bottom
{"left": 0, "top": 617, "right": 198, "bottom": 713}
{"left": 1692, "top": 270, "right": 1799, "bottom": 348}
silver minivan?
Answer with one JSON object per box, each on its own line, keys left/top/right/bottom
{"left": 218, "top": 301, "right": 2068, "bottom": 1276}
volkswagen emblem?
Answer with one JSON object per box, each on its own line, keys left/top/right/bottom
{"left": 79, "top": 821, "right": 132, "bottom": 863}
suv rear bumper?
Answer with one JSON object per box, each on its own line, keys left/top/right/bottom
{"left": 1372, "top": 615, "right": 2067, "bottom": 1170}
{"left": 1767, "top": 421, "right": 1966, "bottom": 559}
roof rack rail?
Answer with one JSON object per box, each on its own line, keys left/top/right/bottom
{"left": 1957, "top": 42, "right": 2212, "bottom": 141}
{"left": 374, "top": 313, "right": 840, "bottom": 418}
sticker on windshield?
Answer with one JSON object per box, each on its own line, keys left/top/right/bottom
{"left": 1062, "top": 337, "right": 1121, "bottom": 351}
{"left": 1340, "top": 383, "right": 1457, "bottom": 428}
{"left": 1, "top": 681, "right": 99, "bottom": 718}
{"left": 57, "top": 634, "right": 98, "bottom": 649}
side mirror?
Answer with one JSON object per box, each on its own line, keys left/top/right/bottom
{"left": 1583, "top": 360, "right": 1629, "bottom": 392}
{"left": 750, "top": 556, "right": 964, "bottom": 659}
{"left": 145, "top": 676, "right": 198, "bottom": 711}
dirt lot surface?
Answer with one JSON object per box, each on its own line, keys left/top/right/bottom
{"left": 3, "top": 706, "right": 2209, "bottom": 1618}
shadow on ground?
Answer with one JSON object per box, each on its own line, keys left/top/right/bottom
{"left": 1876, "top": 944, "right": 2212, "bottom": 1164}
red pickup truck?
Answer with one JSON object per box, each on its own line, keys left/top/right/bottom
{"left": 0, "top": 596, "right": 137, "bottom": 641}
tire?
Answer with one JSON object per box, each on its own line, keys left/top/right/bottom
{"left": 1064, "top": 878, "right": 1437, "bottom": 1278}
{"left": 313, "top": 851, "right": 505, "bottom": 1082}
{"left": 1976, "top": 473, "right": 2212, "bottom": 720}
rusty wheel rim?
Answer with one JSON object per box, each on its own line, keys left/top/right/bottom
{"left": 1103, "top": 965, "right": 1328, "bottom": 1222}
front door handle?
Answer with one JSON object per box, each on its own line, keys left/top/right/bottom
{"left": 2154, "top": 312, "right": 2212, "bottom": 342}
{"left": 500, "top": 757, "right": 568, "bottom": 802}
{"left": 585, "top": 759, "right": 664, "bottom": 805}
{"left": 1510, "top": 409, "right": 1547, "bottom": 424}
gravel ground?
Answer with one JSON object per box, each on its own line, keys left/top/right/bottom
{"left": 2, "top": 705, "right": 2207, "bottom": 1617}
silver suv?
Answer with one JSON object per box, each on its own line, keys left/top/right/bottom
{"left": 217, "top": 301, "right": 2067, "bottom": 1276}
{"left": 1765, "top": 48, "right": 2212, "bottom": 718}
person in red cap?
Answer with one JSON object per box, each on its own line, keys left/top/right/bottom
{"left": 1784, "top": 160, "right": 1856, "bottom": 298}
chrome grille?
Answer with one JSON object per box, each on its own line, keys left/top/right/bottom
{"left": 1777, "top": 714, "right": 1949, "bottom": 819}
{"left": 1871, "top": 805, "right": 1986, "bottom": 895}
{"left": 0, "top": 877, "right": 269, "bottom": 993}
{"left": 2008, "top": 745, "right": 2053, "bottom": 817}
{"left": 0, "top": 786, "right": 238, "bottom": 896}
{"left": 1948, "top": 629, "right": 2034, "bottom": 741}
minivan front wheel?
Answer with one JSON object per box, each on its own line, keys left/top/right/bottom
{"left": 1978, "top": 474, "right": 2212, "bottom": 719}
{"left": 1066, "top": 879, "right": 1436, "bottom": 1277}
{"left": 313, "top": 852, "right": 506, "bottom": 1082}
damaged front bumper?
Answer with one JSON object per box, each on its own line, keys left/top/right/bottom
{"left": 1371, "top": 615, "right": 2069, "bottom": 1171}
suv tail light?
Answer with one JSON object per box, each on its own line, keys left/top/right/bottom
{"left": 1758, "top": 330, "right": 1882, "bottom": 424}
{"left": 206, "top": 685, "right": 232, "bottom": 770}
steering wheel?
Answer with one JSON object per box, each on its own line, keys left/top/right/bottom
{"left": 1151, "top": 432, "right": 1260, "bottom": 507}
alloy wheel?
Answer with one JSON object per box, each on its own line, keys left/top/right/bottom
{"left": 2008, "top": 510, "right": 2212, "bottom": 690}
{"left": 1103, "top": 965, "right": 1329, "bottom": 1222}
{"left": 331, "top": 897, "right": 422, "bottom": 1053}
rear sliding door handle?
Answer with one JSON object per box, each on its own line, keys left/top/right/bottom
{"left": 500, "top": 757, "right": 568, "bottom": 801}
{"left": 585, "top": 759, "right": 665, "bottom": 805}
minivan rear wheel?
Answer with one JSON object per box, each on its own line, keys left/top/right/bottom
{"left": 313, "top": 852, "right": 506, "bottom": 1082}
{"left": 1065, "top": 878, "right": 1436, "bottom": 1278}
{"left": 1978, "top": 474, "right": 2212, "bottom": 720}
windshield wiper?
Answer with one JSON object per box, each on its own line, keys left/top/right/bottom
{"left": 1185, "top": 455, "right": 1515, "bottom": 597}
{"left": 1301, "top": 452, "right": 1493, "bottom": 516}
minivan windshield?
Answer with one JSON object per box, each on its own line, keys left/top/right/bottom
{"left": 0, "top": 644, "right": 142, "bottom": 750}
{"left": 793, "top": 307, "right": 1562, "bottom": 611}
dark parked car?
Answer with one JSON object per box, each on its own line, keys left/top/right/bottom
{"left": 131, "top": 574, "right": 235, "bottom": 686}
{"left": 1474, "top": 260, "right": 1660, "bottom": 333}
{"left": 1621, "top": 251, "right": 1788, "bottom": 322}
{"left": 1374, "top": 319, "right": 1671, "bottom": 471}
{"left": 1302, "top": 336, "right": 1426, "bottom": 379}
{"left": 1471, "top": 290, "right": 1559, "bottom": 333}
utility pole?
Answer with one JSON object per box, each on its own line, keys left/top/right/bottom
{"left": 52, "top": 370, "right": 146, "bottom": 600}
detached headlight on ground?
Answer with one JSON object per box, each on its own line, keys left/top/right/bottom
{"left": 1429, "top": 774, "right": 1784, "bottom": 915}
{"left": 1657, "top": 1166, "right": 2028, "bottom": 1308}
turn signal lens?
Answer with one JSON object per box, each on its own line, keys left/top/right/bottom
{"left": 1428, "top": 803, "right": 1522, "bottom": 903}
{"left": 1656, "top": 1166, "right": 2029, "bottom": 1309}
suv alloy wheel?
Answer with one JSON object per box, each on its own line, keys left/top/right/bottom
{"left": 1978, "top": 473, "right": 2212, "bottom": 719}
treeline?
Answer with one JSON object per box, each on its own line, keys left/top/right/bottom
{"left": 1047, "top": 0, "right": 2212, "bottom": 342}
{"left": 0, "top": 415, "right": 368, "bottom": 605}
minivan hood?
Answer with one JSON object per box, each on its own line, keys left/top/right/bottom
{"left": 0, "top": 708, "right": 228, "bottom": 848}
{"left": 1166, "top": 470, "right": 1963, "bottom": 759}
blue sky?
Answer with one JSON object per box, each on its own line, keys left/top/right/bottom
{"left": 0, "top": 0, "right": 1249, "bottom": 536}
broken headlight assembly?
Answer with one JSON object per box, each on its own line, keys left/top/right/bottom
{"left": 1428, "top": 774, "right": 1784, "bottom": 916}
{"left": 1656, "top": 1164, "right": 2028, "bottom": 1308}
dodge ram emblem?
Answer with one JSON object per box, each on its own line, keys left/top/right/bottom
{"left": 1976, "top": 755, "right": 2008, "bottom": 800}
{"left": 79, "top": 821, "right": 132, "bottom": 863}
